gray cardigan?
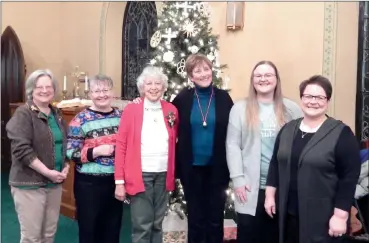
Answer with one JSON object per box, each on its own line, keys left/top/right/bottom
{"left": 226, "top": 98, "right": 303, "bottom": 215}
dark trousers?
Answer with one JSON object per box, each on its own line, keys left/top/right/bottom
{"left": 285, "top": 214, "right": 299, "bottom": 243}
{"left": 130, "top": 172, "right": 168, "bottom": 243}
{"left": 182, "top": 166, "right": 227, "bottom": 243}
{"left": 74, "top": 172, "right": 123, "bottom": 243}
{"left": 237, "top": 189, "right": 278, "bottom": 243}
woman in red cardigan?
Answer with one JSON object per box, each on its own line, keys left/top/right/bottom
{"left": 114, "top": 66, "right": 178, "bottom": 243}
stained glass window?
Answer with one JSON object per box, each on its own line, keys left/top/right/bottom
{"left": 122, "top": 1, "right": 157, "bottom": 99}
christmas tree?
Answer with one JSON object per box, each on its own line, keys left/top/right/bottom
{"left": 149, "top": 1, "right": 229, "bottom": 101}
{"left": 149, "top": 1, "right": 235, "bottom": 219}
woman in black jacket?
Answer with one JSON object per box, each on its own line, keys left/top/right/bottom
{"left": 265, "top": 75, "right": 361, "bottom": 243}
{"left": 172, "top": 54, "right": 233, "bottom": 243}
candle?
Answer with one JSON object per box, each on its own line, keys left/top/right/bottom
{"left": 63, "top": 76, "right": 67, "bottom": 90}
{"left": 85, "top": 76, "right": 88, "bottom": 91}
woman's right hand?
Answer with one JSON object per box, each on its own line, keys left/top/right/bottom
{"left": 94, "top": 145, "right": 114, "bottom": 157}
{"left": 45, "top": 169, "right": 67, "bottom": 183}
{"left": 130, "top": 97, "right": 142, "bottom": 104}
{"left": 115, "top": 184, "right": 126, "bottom": 201}
{"left": 234, "top": 185, "right": 251, "bottom": 204}
{"left": 264, "top": 195, "right": 276, "bottom": 218}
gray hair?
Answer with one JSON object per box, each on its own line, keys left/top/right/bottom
{"left": 25, "top": 69, "right": 57, "bottom": 100}
{"left": 88, "top": 74, "right": 114, "bottom": 90}
{"left": 136, "top": 66, "right": 168, "bottom": 96}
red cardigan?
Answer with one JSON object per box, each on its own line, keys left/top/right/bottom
{"left": 114, "top": 100, "right": 179, "bottom": 196}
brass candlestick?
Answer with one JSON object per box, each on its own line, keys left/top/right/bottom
{"left": 62, "top": 90, "right": 68, "bottom": 100}
{"left": 69, "top": 66, "right": 87, "bottom": 98}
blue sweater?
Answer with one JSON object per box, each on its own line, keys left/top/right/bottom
{"left": 190, "top": 84, "right": 216, "bottom": 166}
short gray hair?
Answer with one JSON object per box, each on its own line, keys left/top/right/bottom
{"left": 136, "top": 66, "right": 168, "bottom": 96}
{"left": 25, "top": 69, "right": 57, "bottom": 100}
{"left": 88, "top": 74, "right": 114, "bottom": 90}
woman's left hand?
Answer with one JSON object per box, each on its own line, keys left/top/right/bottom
{"left": 61, "top": 163, "right": 70, "bottom": 177}
{"left": 328, "top": 214, "right": 347, "bottom": 237}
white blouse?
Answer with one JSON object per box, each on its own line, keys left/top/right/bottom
{"left": 141, "top": 98, "right": 169, "bottom": 172}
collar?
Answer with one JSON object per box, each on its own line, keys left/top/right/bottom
{"left": 26, "top": 100, "right": 60, "bottom": 119}
{"left": 194, "top": 83, "right": 213, "bottom": 94}
{"left": 299, "top": 120, "right": 324, "bottom": 133}
{"left": 144, "top": 97, "right": 161, "bottom": 108}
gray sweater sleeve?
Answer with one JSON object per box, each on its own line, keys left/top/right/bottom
{"left": 284, "top": 98, "right": 303, "bottom": 119}
{"left": 226, "top": 101, "right": 247, "bottom": 188}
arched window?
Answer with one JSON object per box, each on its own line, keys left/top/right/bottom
{"left": 122, "top": 1, "right": 157, "bottom": 99}
{"left": 356, "top": 2, "right": 369, "bottom": 142}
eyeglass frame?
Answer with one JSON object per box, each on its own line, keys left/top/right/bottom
{"left": 34, "top": 86, "right": 54, "bottom": 91}
{"left": 253, "top": 73, "right": 276, "bottom": 79}
{"left": 89, "top": 88, "right": 112, "bottom": 95}
{"left": 301, "top": 94, "right": 328, "bottom": 103}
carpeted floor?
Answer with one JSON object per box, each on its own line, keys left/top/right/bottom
{"left": 1, "top": 173, "right": 132, "bottom": 243}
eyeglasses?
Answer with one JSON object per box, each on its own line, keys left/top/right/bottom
{"left": 35, "top": 86, "right": 53, "bottom": 91}
{"left": 253, "top": 73, "right": 276, "bottom": 79}
{"left": 301, "top": 94, "right": 327, "bottom": 102}
{"left": 90, "top": 89, "right": 111, "bottom": 95}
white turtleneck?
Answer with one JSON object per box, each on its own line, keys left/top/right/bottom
{"left": 141, "top": 98, "right": 169, "bottom": 172}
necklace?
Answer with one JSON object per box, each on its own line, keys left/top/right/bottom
{"left": 301, "top": 131, "right": 308, "bottom": 138}
{"left": 144, "top": 107, "right": 161, "bottom": 124}
{"left": 194, "top": 88, "right": 214, "bottom": 128}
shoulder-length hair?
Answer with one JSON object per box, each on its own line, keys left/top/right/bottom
{"left": 246, "top": 60, "right": 287, "bottom": 129}
{"left": 25, "top": 69, "right": 57, "bottom": 100}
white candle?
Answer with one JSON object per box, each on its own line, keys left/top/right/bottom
{"left": 85, "top": 76, "right": 88, "bottom": 91}
{"left": 63, "top": 76, "right": 67, "bottom": 90}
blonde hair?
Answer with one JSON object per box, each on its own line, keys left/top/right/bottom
{"left": 246, "top": 60, "right": 287, "bottom": 129}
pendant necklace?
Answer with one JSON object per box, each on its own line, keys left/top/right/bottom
{"left": 194, "top": 88, "right": 214, "bottom": 128}
{"left": 301, "top": 131, "right": 308, "bottom": 138}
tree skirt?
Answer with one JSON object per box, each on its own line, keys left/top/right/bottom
{"left": 162, "top": 213, "right": 238, "bottom": 242}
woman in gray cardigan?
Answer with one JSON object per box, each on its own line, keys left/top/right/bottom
{"left": 226, "top": 60, "right": 302, "bottom": 243}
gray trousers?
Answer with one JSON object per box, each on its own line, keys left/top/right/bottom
{"left": 131, "top": 172, "right": 168, "bottom": 243}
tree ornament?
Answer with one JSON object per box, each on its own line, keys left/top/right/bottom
{"left": 163, "top": 51, "right": 174, "bottom": 62}
{"left": 175, "top": 1, "right": 196, "bottom": 14}
{"left": 176, "top": 59, "right": 186, "bottom": 76}
{"left": 207, "top": 53, "right": 215, "bottom": 61}
{"left": 162, "top": 28, "right": 178, "bottom": 45}
{"left": 196, "top": 2, "right": 212, "bottom": 17}
{"left": 150, "top": 31, "right": 162, "bottom": 48}
{"left": 181, "top": 20, "right": 199, "bottom": 37}
{"left": 189, "top": 45, "right": 199, "bottom": 54}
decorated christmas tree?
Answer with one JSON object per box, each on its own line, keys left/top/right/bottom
{"left": 149, "top": 1, "right": 229, "bottom": 101}
{"left": 148, "top": 1, "right": 235, "bottom": 220}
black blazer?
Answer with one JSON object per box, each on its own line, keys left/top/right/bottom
{"left": 172, "top": 87, "right": 234, "bottom": 187}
